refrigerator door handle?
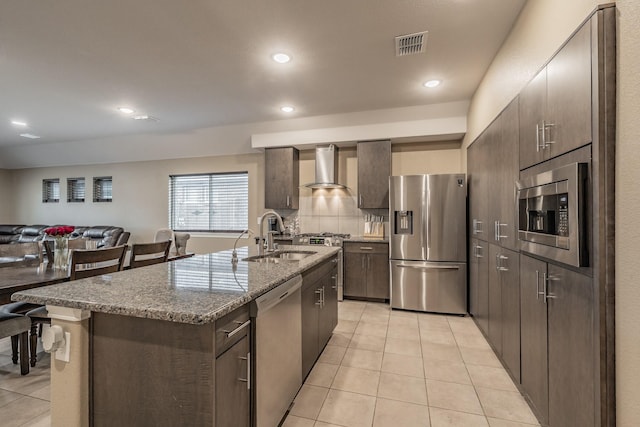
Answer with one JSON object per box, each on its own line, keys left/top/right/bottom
{"left": 396, "top": 264, "right": 460, "bottom": 270}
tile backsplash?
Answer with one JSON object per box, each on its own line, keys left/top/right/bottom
{"left": 276, "top": 189, "right": 389, "bottom": 236}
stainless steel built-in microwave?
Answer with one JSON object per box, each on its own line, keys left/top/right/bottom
{"left": 516, "top": 163, "right": 588, "bottom": 267}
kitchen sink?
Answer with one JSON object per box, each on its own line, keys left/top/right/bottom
{"left": 243, "top": 250, "right": 317, "bottom": 263}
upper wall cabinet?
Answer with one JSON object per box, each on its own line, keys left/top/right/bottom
{"left": 357, "top": 140, "right": 391, "bottom": 209}
{"left": 265, "top": 147, "right": 299, "bottom": 209}
{"left": 468, "top": 98, "right": 519, "bottom": 251}
{"left": 519, "top": 23, "right": 592, "bottom": 170}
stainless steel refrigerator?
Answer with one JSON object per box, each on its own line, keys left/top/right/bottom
{"left": 389, "top": 174, "right": 467, "bottom": 314}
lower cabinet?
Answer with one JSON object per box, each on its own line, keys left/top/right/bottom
{"left": 520, "top": 254, "right": 595, "bottom": 427}
{"left": 215, "top": 306, "right": 251, "bottom": 427}
{"left": 488, "top": 244, "right": 520, "bottom": 382}
{"left": 215, "top": 334, "right": 250, "bottom": 427}
{"left": 343, "top": 242, "right": 389, "bottom": 300}
{"left": 301, "top": 256, "right": 339, "bottom": 379}
{"left": 469, "top": 239, "right": 489, "bottom": 335}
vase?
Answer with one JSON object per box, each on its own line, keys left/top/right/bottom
{"left": 53, "top": 237, "right": 70, "bottom": 270}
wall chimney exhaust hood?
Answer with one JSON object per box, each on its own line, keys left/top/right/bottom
{"left": 304, "top": 145, "right": 347, "bottom": 189}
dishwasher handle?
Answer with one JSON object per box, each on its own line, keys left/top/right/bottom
{"left": 251, "top": 275, "right": 302, "bottom": 315}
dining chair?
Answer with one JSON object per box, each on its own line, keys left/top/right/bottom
{"left": 0, "top": 312, "right": 31, "bottom": 375}
{"left": 21, "top": 245, "right": 128, "bottom": 366}
{"left": 130, "top": 241, "right": 171, "bottom": 269}
{"left": 69, "top": 245, "right": 127, "bottom": 280}
{"left": 0, "top": 242, "right": 42, "bottom": 268}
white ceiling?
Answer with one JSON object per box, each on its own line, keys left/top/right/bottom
{"left": 0, "top": 0, "right": 525, "bottom": 163}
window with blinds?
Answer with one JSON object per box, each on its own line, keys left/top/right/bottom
{"left": 42, "top": 179, "right": 60, "bottom": 203}
{"left": 169, "top": 172, "right": 248, "bottom": 233}
{"left": 67, "top": 178, "right": 85, "bottom": 203}
{"left": 93, "top": 177, "right": 113, "bottom": 202}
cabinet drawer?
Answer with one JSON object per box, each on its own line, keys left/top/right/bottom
{"left": 215, "top": 305, "right": 250, "bottom": 357}
{"left": 344, "top": 242, "right": 388, "bottom": 255}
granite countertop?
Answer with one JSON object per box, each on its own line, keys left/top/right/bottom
{"left": 12, "top": 245, "right": 340, "bottom": 325}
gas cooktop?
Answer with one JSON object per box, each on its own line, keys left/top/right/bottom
{"left": 292, "top": 232, "right": 350, "bottom": 246}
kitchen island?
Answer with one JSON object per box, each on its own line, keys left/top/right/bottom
{"left": 13, "top": 245, "right": 340, "bottom": 427}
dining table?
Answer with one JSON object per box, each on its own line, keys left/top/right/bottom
{"left": 0, "top": 251, "right": 195, "bottom": 305}
{"left": 0, "top": 263, "right": 69, "bottom": 305}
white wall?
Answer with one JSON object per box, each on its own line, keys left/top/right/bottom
{"left": 10, "top": 153, "right": 264, "bottom": 254}
{"left": 614, "top": 0, "right": 640, "bottom": 423}
{"left": 462, "top": 0, "right": 640, "bottom": 423}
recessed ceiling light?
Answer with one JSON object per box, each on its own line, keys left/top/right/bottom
{"left": 20, "top": 133, "right": 40, "bottom": 139}
{"left": 280, "top": 106, "right": 295, "bottom": 113}
{"left": 117, "top": 107, "right": 135, "bottom": 114}
{"left": 132, "top": 115, "right": 159, "bottom": 122}
{"left": 272, "top": 53, "right": 291, "bottom": 64}
{"left": 11, "top": 120, "right": 28, "bottom": 127}
{"left": 423, "top": 80, "right": 441, "bottom": 88}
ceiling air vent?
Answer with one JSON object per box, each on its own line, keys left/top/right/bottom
{"left": 395, "top": 31, "right": 428, "bottom": 56}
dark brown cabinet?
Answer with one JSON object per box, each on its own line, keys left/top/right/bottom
{"left": 301, "top": 256, "right": 339, "bottom": 379}
{"left": 468, "top": 136, "right": 490, "bottom": 241}
{"left": 357, "top": 140, "right": 391, "bottom": 209}
{"left": 520, "top": 254, "right": 549, "bottom": 424}
{"left": 469, "top": 239, "right": 489, "bottom": 335}
{"left": 519, "top": 23, "right": 592, "bottom": 170}
{"left": 488, "top": 244, "right": 520, "bottom": 382}
{"left": 468, "top": 99, "right": 519, "bottom": 251}
{"left": 216, "top": 334, "right": 250, "bottom": 427}
{"left": 547, "top": 263, "right": 595, "bottom": 427}
{"left": 520, "top": 254, "right": 595, "bottom": 427}
{"left": 265, "top": 147, "right": 299, "bottom": 209}
{"left": 215, "top": 306, "right": 251, "bottom": 427}
{"left": 343, "top": 242, "right": 389, "bottom": 300}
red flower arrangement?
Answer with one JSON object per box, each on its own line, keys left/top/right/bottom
{"left": 44, "top": 225, "right": 75, "bottom": 237}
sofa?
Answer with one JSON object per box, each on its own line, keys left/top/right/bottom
{"left": 0, "top": 225, "right": 130, "bottom": 248}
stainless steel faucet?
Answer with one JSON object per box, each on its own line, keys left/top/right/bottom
{"left": 258, "top": 210, "right": 285, "bottom": 256}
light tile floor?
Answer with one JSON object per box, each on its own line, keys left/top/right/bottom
{"left": 0, "top": 301, "right": 540, "bottom": 427}
{"left": 283, "top": 301, "right": 540, "bottom": 427}
{"left": 0, "top": 338, "right": 51, "bottom": 427}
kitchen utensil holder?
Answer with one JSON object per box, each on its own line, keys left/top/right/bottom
{"left": 364, "top": 221, "right": 384, "bottom": 239}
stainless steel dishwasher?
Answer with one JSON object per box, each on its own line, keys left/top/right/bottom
{"left": 251, "top": 275, "right": 302, "bottom": 427}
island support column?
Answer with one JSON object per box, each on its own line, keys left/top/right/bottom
{"left": 46, "top": 306, "right": 91, "bottom": 427}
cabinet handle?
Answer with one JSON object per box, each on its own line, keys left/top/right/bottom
{"left": 315, "top": 289, "right": 323, "bottom": 306}
{"left": 474, "top": 245, "right": 483, "bottom": 258}
{"left": 331, "top": 274, "right": 338, "bottom": 290}
{"left": 543, "top": 121, "right": 555, "bottom": 148}
{"left": 222, "top": 320, "right": 250, "bottom": 338}
{"left": 494, "top": 221, "right": 498, "bottom": 242}
{"left": 322, "top": 287, "right": 325, "bottom": 307}
{"left": 535, "top": 270, "right": 546, "bottom": 300}
{"left": 237, "top": 352, "right": 250, "bottom": 389}
{"left": 496, "top": 222, "right": 508, "bottom": 241}
{"left": 359, "top": 194, "right": 363, "bottom": 207}
{"left": 536, "top": 123, "right": 546, "bottom": 152}
{"left": 360, "top": 247, "right": 373, "bottom": 251}
{"left": 496, "top": 254, "right": 508, "bottom": 272}
{"left": 473, "top": 219, "right": 483, "bottom": 235}
{"left": 544, "top": 272, "right": 557, "bottom": 302}
{"left": 286, "top": 195, "right": 291, "bottom": 207}
{"left": 332, "top": 258, "right": 338, "bottom": 263}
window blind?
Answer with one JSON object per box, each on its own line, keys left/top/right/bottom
{"left": 42, "top": 179, "right": 60, "bottom": 203}
{"left": 67, "top": 178, "right": 85, "bottom": 203}
{"left": 169, "top": 172, "right": 248, "bottom": 232}
{"left": 93, "top": 177, "right": 113, "bottom": 202}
